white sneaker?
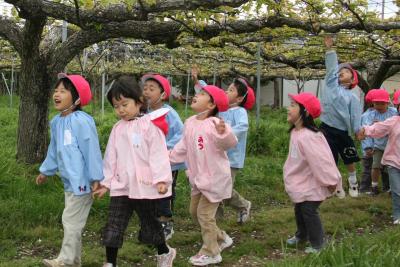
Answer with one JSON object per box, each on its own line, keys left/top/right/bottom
{"left": 102, "top": 263, "right": 117, "bottom": 267}
{"left": 219, "top": 233, "right": 233, "bottom": 252}
{"left": 394, "top": 219, "right": 400, "bottom": 225}
{"left": 237, "top": 200, "right": 251, "bottom": 224}
{"left": 348, "top": 183, "right": 359, "bottom": 198}
{"left": 42, "top": 259, "right": 79, "bottom": 267}
{"left": 157, "top": 246, "right": 176, "bottom": 267}
{"left": 189, "top": 254, "right": 222, "bottom": 266}
{"left": 335, "top": 189, "right": 346, "bottom": 199}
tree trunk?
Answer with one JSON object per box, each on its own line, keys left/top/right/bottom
{"left": 16, "top": 17, "right": 51, "bottom": 164}
{"left": 16, "top": 56, "right": 51, "bottom": 163}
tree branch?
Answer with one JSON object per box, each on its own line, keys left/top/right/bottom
{"left": 5, "top": 0, "right": 250, "bottom": 26}
{"left": 0, "top": 16, "right": 23, "bottom": 53}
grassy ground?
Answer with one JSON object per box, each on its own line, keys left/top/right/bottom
{"left": 0, "top": 96, "right": 399, "bottom": 267}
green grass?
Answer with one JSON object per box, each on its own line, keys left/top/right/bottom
{"left": 0, "top": 96, "right": 398, "bottom": 266}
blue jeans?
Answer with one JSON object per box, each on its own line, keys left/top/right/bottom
{"left": 386, "top": 166, "right": 400, "bottom": 221}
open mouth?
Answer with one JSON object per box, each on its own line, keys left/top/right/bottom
{"left": 54, "top": 99, "right": 61, "bottom": 104}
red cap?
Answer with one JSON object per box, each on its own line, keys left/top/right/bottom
{"left": 141, "top": 74, "right": 171, "bottom": 100}
{"left": 236, "top": 78, "right": 255, "bottom": 110}
{"left": 393, "top": 90, "right": 400, "bottom": 105}
{"left": 371, "top": 89, "right": 390, "bottom": 103}
{"left": 57, "top": 73, "right": 92, "bottom": 106}
{"left": 339, "top": 63, "right": 358, "bottom": 89}
{"left": 202, "top": 85, "right": 229, "bottom": 112}
{"left": 365, "top": 89, "right": 377, "bottom": 104}
{"left": 288, "top": 92, "right": 321, "bottom": 118}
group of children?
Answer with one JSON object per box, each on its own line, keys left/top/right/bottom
{"left": 34, "top": 34, "right": 400, "bottom": 267}
{"left": 35, "top": 69, "right": 255, "bottom": 267}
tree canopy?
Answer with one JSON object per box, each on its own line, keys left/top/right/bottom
{"left": 0, "top": 0, "right": 400, "bottom": 163}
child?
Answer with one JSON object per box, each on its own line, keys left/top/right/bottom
{"left": 320, "top": 35, "right": 362, "bottom": 198}
{"left": 284, "top": 92, "right": 341, "bottom": 253}
{"left": 362, "top": 89, "right": 397, "bottom": 195}
{"left": 170, "top": 85, "right": 238, "bottom": 266}
{"left": 142, "top": 73, "right": 185, "bottom": 240}
{"left": 218, "top": 77, "right": 255, "bottom": 224}
{"left": 92, "top": 76, "right": 176, "bottom": 267}
{"left": 358, "top": 114, "right": 400, "bottom": 225}
{"left": 393, "top": 89, "right": 400, "bottom": 111}
{"left": 359, "top": 89, "right": 376, "bottom": 193}
{"left": 35, "top": 74, "right": 104, "bottom": 267}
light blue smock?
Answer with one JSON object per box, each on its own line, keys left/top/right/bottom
{"left": 39, "top": 111, "right": 104, "bottom": 195}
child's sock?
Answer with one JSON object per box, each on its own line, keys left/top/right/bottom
{"left": 348, "top": 171, "right": 357, "bottom": 184}
{"left": 157, "top": 243, "right": 169, "bottom": 255}
{"left": 106, "top": 247, "right": 118, "bottom": 266}
{"left": 372, "top": 182, "right": 379, "bottom": 187}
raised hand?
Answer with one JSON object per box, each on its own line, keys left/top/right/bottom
{"left": 324, "top": 35, "right": 334, "bottom": 49}
{"left": 213, "top": 118, "right": 226, "bottom": 135}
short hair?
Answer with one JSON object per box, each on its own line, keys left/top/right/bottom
{"left": 106, "top": 75, "right": 143, "bottom": 106}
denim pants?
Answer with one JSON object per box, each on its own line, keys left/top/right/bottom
{"left": 294, "top": 201, "right": 324, "bottom": 249}
{"left": 386, "top": 166, "right": 400, "bottom": 221}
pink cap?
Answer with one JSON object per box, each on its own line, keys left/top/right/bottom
{"left": 141, "top": 74, "right": 171, "bottom": 100}
{"left": 236, "top": 78, "right": 256, "bottom": 110}
{"left": 365, "top": 89, "right": 377, "bottom": 104}
{"left": 202, "top": 85, "right": 229, "bottom": 112}
{"left": 393, "top": 90, "right": 400, "bottom": 105}
{"left": 371, "top": 89, "right": 390, "bottom": 103}
{"left": 57, "top": 73, "right": 92, "bottom": 106}
{"left": 288, "top": 92, "right": 321, "bottom": 118}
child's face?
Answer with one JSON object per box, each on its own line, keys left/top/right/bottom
{"left": 226, "top": 84, "right": 243, "bottom": 105}
{"left": 53, "top": 82, "right": 74, "bottom": 112}
{"left": 287, "top": 100, "right": 301, "bottom": 124}
{"left": 191, "top": 90, "right": 216, "bottom": 113}
{"left": 373, "top": 101, "right": 389, "bottom": 113}
{"left": 143, "top": 80, "right": 163, "bottom": 106}
{"left": 338, "top": 68, "right": 353, "bottom": 87}
{"left": 112, "top": 95, "right": 142, "bottom": 121}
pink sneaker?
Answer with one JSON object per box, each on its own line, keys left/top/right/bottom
{"left": 189, "top": 253, "right": 222, "bottom": 266}
{"left": 156, "top": 246, "right": 176, "bottom": 267}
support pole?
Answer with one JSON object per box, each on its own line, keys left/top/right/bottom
{"left": 256, "top": 43, "right": 262, "bottom": 127}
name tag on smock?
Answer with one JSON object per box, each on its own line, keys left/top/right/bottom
{"left": 132, "top": 133, "right": 142, "bottom": 147}
{"left": 64, "top": 130, "right": 72, "bottom": 145}
{"left": 290, "top": 144, "right": 299, "bottom": 159}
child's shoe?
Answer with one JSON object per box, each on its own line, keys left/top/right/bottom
{"left": 189, "top": 253, "right": 222, "bottom": 266}
{"left": 335, "top": 188, "right": 346, "bottom": 199}
{"left": 371, "top": 186, "right": 380, "bottom": 196}
{"left": 286, "top": 236, "right": 306, "bottom": 246}
{"left": 393, "top": 219, "right": 400, "bottom": 225}
{"left": 43, "top": 258, "right": 79, "bottom": 267}
{"left": 156, "top": 246, "right": 176, "bottom": 267}
{"left": 348, "top": 182, "right": 359, "bottom": 198}
{"left": 102, "top": 264, "right": 117, "bottom": 267}
{"left": 161, "top": 221, "right": 174, "bottom": 240}
{"left": 237, "top": 200, "right": 251, "bottom": 224}
{"left": 304, "top": 246, "right": 321, "bottom": 254}
{"left": 219, "top": 233, "right": 233, "bottom": 252}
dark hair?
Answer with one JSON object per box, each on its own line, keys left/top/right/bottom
{"left": 106, "top": 75, "right": 144, "bottom": 108}
{"left": 55, "top": 78, "right": 81, "bottom": 110}
{"left": 205, "top": 92, "right": 219, "bottom": 117}
{"left": 289, "top": 103, "right": 319, "bottom": 133}
{"left": 145, "top": 77, "right": 164, "bottom": 93}
{"left": 233, "top": 77, "right": 250, "bottom": 107}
